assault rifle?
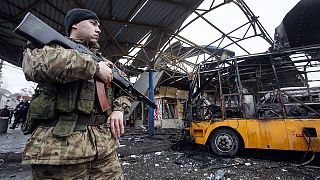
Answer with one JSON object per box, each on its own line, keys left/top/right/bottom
{"left": 14, "top": 12, "right": 157, "bottom": 110}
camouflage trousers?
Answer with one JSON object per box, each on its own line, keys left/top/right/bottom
{"left": 30, "top": 150, "right": 123, "bottom": 180}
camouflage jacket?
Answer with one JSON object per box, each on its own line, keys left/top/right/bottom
{"left": 22, "top": 40, "right": 132, "bottom": 165}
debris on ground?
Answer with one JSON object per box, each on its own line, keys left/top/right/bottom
{"left": 0, "top": 128, "right": 319, "bottom": 179}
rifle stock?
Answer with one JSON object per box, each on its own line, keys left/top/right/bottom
{"left": 14, "top": 12, "right": 157, "bottom": 109}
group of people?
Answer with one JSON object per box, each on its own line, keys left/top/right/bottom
{"left": 0, "top": 99, "right": 30, "bottom": 129}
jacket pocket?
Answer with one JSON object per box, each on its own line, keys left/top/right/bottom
{"left": 29, "top": 92, "right": 56, "bottom": 119}
{"left": 56, "top": 81, "right": 79, "bottom": 113}
{"left": 22, "top": 91, "right": 56, "bottom": 135}
{"left": 77, "top": 79, "right": 95, "bottom": 114}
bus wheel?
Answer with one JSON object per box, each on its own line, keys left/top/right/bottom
{"left": 210, "top": 128, "right": 240, "bottom": 157}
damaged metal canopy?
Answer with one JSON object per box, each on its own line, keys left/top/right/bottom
{"left": 275, "top": 0, "right": 320, "bottom": 49}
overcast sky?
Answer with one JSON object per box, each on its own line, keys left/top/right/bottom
{"left": 1, "top": 0, "right": 300, "bottom": 94}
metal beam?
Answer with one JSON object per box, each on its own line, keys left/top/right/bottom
{"left": 12, "top": 0, "right": 45, "bottom": 21}
{"left": 100, "top": 17, "right": 165, "bottom": 31}
{"left": 154, "top": 0, "right": 193, "bottom": 10}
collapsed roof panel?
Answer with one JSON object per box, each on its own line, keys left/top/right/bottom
{"left": 275, "top": 0, "right": 320, "bottom": 49}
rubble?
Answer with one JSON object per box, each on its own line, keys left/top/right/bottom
{"left": 118, "top": 131, "right": 320, "bottom": 179}
{"left": 213, "top": 169, "right": 226, "bottom": 180}
{"left": 0, "top": 128, "right": 319, "bottom": 179}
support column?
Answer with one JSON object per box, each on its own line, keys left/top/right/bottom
{"left": 148, "top": 69, "right": 155, "bottom": 136}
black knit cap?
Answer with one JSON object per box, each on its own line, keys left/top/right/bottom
{"left": 65, "top": 8, "right": 100, "bottom": 36}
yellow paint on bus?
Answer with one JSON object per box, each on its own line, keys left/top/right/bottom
{"left": 190, "top": 119, "right": 320, "bottom": 152}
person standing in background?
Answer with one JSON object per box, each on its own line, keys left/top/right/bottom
{"left": 9, "top": 100, "right": 29, "bottom": 129}
{"left": 0, "top": 105, "right": 11, "bottom": 118}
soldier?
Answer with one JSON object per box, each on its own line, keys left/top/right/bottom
{"left": 22, "top": 8, "right": 131, "bottom": 179}
{"left": 9, "top": 100, "right": 29, "bottom": 129}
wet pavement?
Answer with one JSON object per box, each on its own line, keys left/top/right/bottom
{"left": 0, "top": 124, "right": 31, "bottom": 180}
{"left": 0, "top": 126, "right": 319, "bottom": 180}
{"left": 0, "top": 126, "right": 175, "bottom": 179}
{"left": 0, "top": 124, "right": 30, "bottom": 162}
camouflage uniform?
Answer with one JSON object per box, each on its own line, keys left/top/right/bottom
{"left": 22, "top": 40, "right": 131, "bottom": 179}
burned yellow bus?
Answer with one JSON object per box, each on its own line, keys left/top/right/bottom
{"left": 186, "top": 0, "right": 320, "bottom": 157}
{"left": 188, "top": 45, "right": 320, "bottom": 156}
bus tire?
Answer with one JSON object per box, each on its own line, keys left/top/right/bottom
{"left": 210, "top": 128, "right": 240, "bottom": 157}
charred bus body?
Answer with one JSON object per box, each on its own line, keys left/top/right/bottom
{"left": 186, "top": 0, "right": 320, "bottom": 157}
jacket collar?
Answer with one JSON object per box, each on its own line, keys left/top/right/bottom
{"left": 69, "top": 38, "right": 100, "bottom": 53}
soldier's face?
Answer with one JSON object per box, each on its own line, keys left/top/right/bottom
{"left": 72, "top": 19, "right": 101, "bottom": 44}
